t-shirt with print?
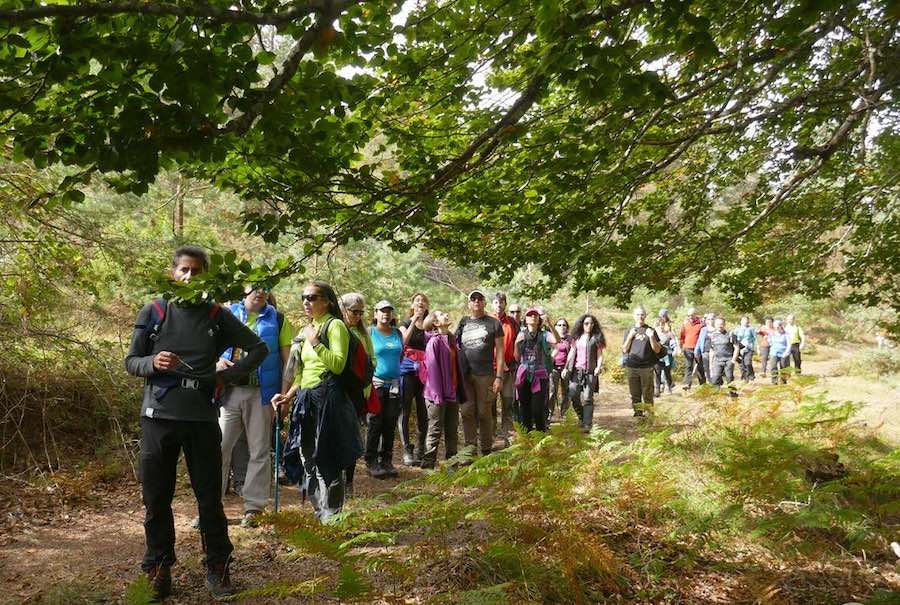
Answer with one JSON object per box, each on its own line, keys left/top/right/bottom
{"left": 708, "top": 330, "right": 739, "bottom": 360}
{"left": 622, "top": 325, "right": 659, "bottom": 368}
{"left": 457, "top": 315, "right": 504, "bottom": 376}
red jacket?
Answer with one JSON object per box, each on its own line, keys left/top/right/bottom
{"left": 679, "top": 317, "right": 703, "bottom": 348}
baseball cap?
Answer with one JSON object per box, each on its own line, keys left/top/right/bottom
{"left": 468, "top": 289, "right": 486, "bottom": 301}
{"left": 525, "top": 307, "right": 541, "bottom": 316}
{"left": 374, "top": 300, "right": 394, "bottom": 311}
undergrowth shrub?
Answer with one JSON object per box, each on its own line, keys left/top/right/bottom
{"left": 0, "top": 334, "right": 139, "bottom": 491}
{"left": 839, "top": 347, "right": 900, "bottom": 378}
{"left": 257, "top": 378, "right": 898, "bottom": 603}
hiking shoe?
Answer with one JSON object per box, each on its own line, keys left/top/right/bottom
{"left": 381, "top": 461, "right": 399, "bottom": 478}
{"left": 366, "top": 460, "right": 388, "bottom": 479}
{"left": 146, "top": 564, "right": 171, "bottom": 602}
{"left": 402, "top": 452, "right": 416, "bottom": 466}
{"left": 633, "top": 410, "right": 645, "bottom": 417}
{"left": 240, "top": 511, "right": 261, "bottom": 528}
{"left": 205, "top": 559, "right": 235, "bottom": 600}
{"left": 190, "top": 516, "right": 200, "bottom": 530}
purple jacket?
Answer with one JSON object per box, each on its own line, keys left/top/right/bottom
{"left": 424, "top": 332, "right": 461, "bottom": 405}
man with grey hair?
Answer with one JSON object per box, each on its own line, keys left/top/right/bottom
{"left": 622, "top": 306, "right": 662, "bottom": 417}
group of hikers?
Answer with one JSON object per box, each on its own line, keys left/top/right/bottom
{"left": 125, "top": 246, "right": 807, "bottom": 600}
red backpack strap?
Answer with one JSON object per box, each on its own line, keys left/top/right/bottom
{"left": 151, "top": 298, "right": 167, "bottom": 322}
{"left": 208, "top": 303, "right": 222, "bottom": 320}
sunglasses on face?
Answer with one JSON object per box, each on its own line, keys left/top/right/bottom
{"left": 302, "top": 294, "right": 322, "bottom": 302}
{"left": 470, "top": 296, "right": 485, "bottom": 302}
{"left": 349, "top": 309, "right": 365, "bottom": 316}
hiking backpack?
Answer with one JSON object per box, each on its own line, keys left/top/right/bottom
{"left": 319, "top": 317, "right": 376, "bottom": 414}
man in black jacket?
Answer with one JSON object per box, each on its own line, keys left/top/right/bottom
{"left": 125, "top": 245, "right": 268, "bottom": 601}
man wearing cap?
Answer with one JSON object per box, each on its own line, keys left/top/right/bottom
{"left": 456, "top": 290, "right": 506, "bottom": 456}
{"left": 366, "top": 299, "right": 404, "bottom": 478}
{"left": 491, "top": 292, "right": 519, "bottom": 446}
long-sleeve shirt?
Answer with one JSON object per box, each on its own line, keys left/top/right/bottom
{"left": 679, "top": 318, "right": 703, "bottom": 348}
{"left": 733, "top": 326, "right": 757, "bottom": 351}
{"left": 695, "top": 326, "right": 710, "bottom": 354}
{"left": 292, "top": 314, "right": 349, "bottom": 389}
{"left": 769, "top": 331, "right": 790, "bottom": 358}
{"left": 424, "top": 332, "right": 459, "bottom": 405}
{"left": 125, "top": 301, "right": 267, "bottom": 422}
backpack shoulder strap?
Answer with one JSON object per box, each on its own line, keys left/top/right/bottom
{"left": 318, "top": 317, "right": 335, "bottom": 348}
{"left": 277, "top": 311, "right": 285, "bottom": 334}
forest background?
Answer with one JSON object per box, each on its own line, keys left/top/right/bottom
{"left": 1, "top": 0, "right": 899, "bottom": 602}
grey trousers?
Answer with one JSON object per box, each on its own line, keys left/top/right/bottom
{"left": 219, "top": 386, "right": 273, "bottom": 513}
{"left": 548, "top": 366, "right": 570, "bottom": 419}
{"left": 422, "top": 399, "right": 459, "bottom": 467}
{"left": 709, "top": 358, "right": 735, "bottom": 386}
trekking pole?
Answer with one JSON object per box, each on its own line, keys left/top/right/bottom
{"left": 273, "top": 414, "right": 282, "bottom": 513}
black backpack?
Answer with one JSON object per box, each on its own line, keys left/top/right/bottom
{"left": 318, "top": 318, "right": 375, "bottom": 414}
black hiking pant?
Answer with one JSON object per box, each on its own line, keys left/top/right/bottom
{"left": 517, "top": 376, "right": 548, "bottom": 432}
{"left": 682, "top": 347, "right": 706, "bottom": 387}
{"left": 367, "top": 384, "right": 402, "bottom": 465}
{"left": 398, "top": 374, "right": 427, "bottom": 459}
{"left": 139, "top": 417, "right": 232, "bottom": 572}
{"left": 789, "top": 343, "right": 802, "bottom": 373}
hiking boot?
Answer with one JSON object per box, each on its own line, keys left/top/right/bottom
{"left": 402, "top": 452, "right": 416, "bottom": 466}
{"left": 240, "top": 510, "right": 261, "bottom": 528}
{"left": 146, "top": 564, "right": 171, "bottom": 602}
{"left": 381, "top": 461, "right": 399, "bottom": 478}
{"left": 633, "top": 410, "right": 645, "bottom": 417}
{"left": 190, "top": 516, "right": 200, "bottom": 530}
{"left": 205, "top": 558, "right": 235, "bottom": 600}
{"left": 366, "top": 460, "right": 388, "bottom": 479}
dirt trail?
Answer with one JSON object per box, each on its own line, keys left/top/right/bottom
{"left": 0, "top": 358, "right": 891, "bottom": 603}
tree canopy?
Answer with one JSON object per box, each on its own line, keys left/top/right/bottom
{"left": 1, "top": 0, "right": 898, "bottom": 317}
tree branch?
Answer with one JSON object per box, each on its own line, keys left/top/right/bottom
{"left": 0, "top": 1, "right": 327, "bottom": 25}
{"left": 219, "top": 0, "right": 355, "bottom": 135}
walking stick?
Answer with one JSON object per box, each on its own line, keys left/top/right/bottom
{"left": 273, "top": 415, "right": 282, "bottom": 513}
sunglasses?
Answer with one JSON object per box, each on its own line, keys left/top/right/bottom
{"left": 510, "top": 309, "right": 521, "bottom": 314}
{"left": 470, "top": 296, "right": 485, "bottom": 302}
{"left": 349, "top": 309, "right": 365, "bottom": 316}
{"left": 302, "top": 294, "right": 322, "bottom": 302}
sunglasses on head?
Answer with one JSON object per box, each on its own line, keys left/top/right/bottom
{"left": 302, "top": 293, "right": 322, "bottom": 302}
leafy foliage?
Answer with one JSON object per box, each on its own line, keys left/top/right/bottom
{"left": 0, "top": 0, "right": 898, "bottom": 321}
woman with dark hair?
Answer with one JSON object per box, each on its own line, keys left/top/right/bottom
{"left": 398, "top": 293, "right": 429, "bottom": 466}
{"left": 654, "top": 309, "right": 676, "bottom": 396}
{"left": 547, "top": 318, "right": 572, "bottom": 422}
{"left": 271, "top": 281, "right": 362, "bottom": 522}
{"left": 562, "top": 314, "right": 606, "bottom": 431}
{"left": 514, "top": 308, "right": 559, "bottom": 432}
{"left": 366, "top": 300, "right": 404, "bottom": 479}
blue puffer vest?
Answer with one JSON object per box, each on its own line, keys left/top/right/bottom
{"left": 223, "top": 302, "right": 282, "bottom": 406}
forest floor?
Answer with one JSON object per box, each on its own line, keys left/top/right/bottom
{"left": 0, "top": 344, "right": 897, "bottom": 604}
